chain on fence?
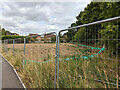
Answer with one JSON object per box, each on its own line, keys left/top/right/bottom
{"left": 1, "top": 16, "right": 120, "bottom": 88}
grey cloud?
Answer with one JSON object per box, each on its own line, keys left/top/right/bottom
{"left": 1, "top": 16, "right": 18, "bottom": 27}
{"left": 1, "top": 2, "right": 90, "bottom": 35}
{"left": 49, "top": 16, "right": 74, "bottom": 26}
{"left": 11, "top": 23, "right": 60, "bottom": 35}
{"left": 3, "top": 2, "right": 50, "bottom": 22}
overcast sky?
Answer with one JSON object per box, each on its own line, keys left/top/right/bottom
{"left": 0, "top": 0, "right": 91, "bottom": 36}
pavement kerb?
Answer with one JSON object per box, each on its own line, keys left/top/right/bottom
{"left": 0, "top": 53, "right": 26, "bottom": 89}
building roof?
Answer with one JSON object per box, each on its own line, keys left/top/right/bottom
{"left": 7, "top": 33, "right": 19, "bottom": 35}
{"left": 44, "top": 34, "right": 56, "bottom": 38}
{"left": 29, "top": 34, "right": 38, "bottom": 36}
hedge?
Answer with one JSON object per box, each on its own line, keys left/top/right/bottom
{"left": 1, "top": 35, "right": 29, "bottom": 40}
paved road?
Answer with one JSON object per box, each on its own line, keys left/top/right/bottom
{"left": 0, "top": 55, "right": 24, "bottom": 88}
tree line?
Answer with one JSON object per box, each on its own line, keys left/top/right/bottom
{"left": 1, "top": 28, "right": 11, "bottom": 36}
{"left": 62, "top": 2, "right": 120, "bottom": 56}
{"left": 0, "top": 26, "right": 28, "bottom": 40}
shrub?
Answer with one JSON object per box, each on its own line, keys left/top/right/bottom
{"left": 1, "top": 35, "right": 28, "bottom": 40}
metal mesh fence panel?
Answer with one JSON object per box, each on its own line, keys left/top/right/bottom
{"left": 57, "top": 17, "right": 120, "bottom": 88}
{"left": 13, "top": 38, "right": 24, "bottom": 56}
{"left": 1, "top": 16, "right": 120, "bottom": 88}
{"left": 3, "top": 40, "right": 8, "bottom": 53}
{"left": 22, "top": 32, "right": 57, "bottom": 88}
{"left": 1, "top": 32, "right": 57, "bottom": 88}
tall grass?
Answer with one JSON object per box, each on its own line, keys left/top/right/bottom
{"left": 1, "top": 43, "right": 119, "bottom": 88}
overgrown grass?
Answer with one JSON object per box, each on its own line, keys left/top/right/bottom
{"left": 58, "top": 55, "right": 119, "bottom": 88}
{"left": 2, "top": 52, "right": 55, "bottom": 88}
{"left": 1, "top": 43, "right": 120, "bottom": 88}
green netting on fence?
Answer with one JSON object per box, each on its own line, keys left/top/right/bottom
{"left": 24, "top": 43, "right": 105, "bottom": 64}
{"left": 77, "top": 44, "right": 101, "bottom": 50}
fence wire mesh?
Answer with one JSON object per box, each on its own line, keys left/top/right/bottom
{"left": 1, "top": 32, "right": 57, "bottom": 88}
{"left": 23, "top": 32, "right": 57, "bottom": 88}
{"left": 57, "top": 17, "right": 120, "bottom": 88}
{"left": 1, "top": 16, "right": 120, "bottom": 88}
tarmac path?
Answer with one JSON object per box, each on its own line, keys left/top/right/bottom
{"left": 0, "top": 54, "right": 24, "bottom": 88}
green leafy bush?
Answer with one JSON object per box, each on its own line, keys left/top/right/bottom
{"left": 1, "top": 35, "right": 28, "bottom": 40}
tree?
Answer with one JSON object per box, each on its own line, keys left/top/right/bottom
{"left": 51, "top": 37, "right": 56, "bottom": 42}
{"left": 65, "top": 2, "right": 120, "bottom": 56}
{"left": 99, "top": 23, "right": 119, "bottom": 55}
{"left": 2, "top": 28, "right": 5, "bottom": 35}
{"left": 5, "top": 30, "right": 11, "bottom": 35}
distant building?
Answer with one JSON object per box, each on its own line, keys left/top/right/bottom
{"left": 44, "top": 33, "right": 56, "bottom": 41}
{"left": 29, "top": 34, "right": 38, "bottom": 37}
{"left": 29, "top": 33, "right": 41, "bottom": 41}
{"left": 28, "top": 33, "right": 56, "bottom": 42}
{"left": 6, "top": 33, "right": 19, "bottom": 36}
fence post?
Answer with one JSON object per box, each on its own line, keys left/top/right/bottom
{"left": 23, "top": 38, "right": 26, "bottom": 69}
{"left": 0, "top": 40, "right": 1, "bottom": 53}
{"left": 13, "top": 39, "right": 14, "bottom": 56}
{"left": 57, "top": 35, "right": 60, "bottom": 88}
{"left": 4, "top": 40, "right": 7, "bottom": 53}
{"left": 54, "top": 33, "right": 58, "bottom": 88}
{"left": 6, "top": 40, "right": 8, "bottom": 53}
{"left": 3, "top": 40, "right": 5, "bottom": 53}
